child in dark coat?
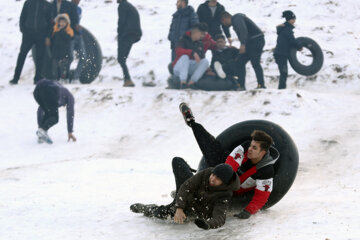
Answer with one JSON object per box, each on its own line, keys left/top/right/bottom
{"left": 210, "top": 34, "right": 239, "bottom": 79}
{"left": 51, "top": 13, "right": 74, "bottom": 81}
{"left": 274, "top": 10, "right": 302, "bottom": 89}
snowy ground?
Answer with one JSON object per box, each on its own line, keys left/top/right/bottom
{"left": 0, "top": 0, "right": 360, "bottom": 240}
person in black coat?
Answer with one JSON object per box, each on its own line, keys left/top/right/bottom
{"left": 274, "top": 10, "right": 302, "bottom": 89}
{"left": 10, "top": 0, "right": 52, "bottom": 85}
{"left": 51, "top": 0, "right": 79, "bottom": 33}
{"left": 117, "top": 0, "right": 142, "bottom": 87}
{"left": 196, "top": 0, "right": 231, "bottom": 45}
{"left": 168, "top": 0, "right": 199, "bottom": 61}
{"left": 221, "top": 11, "right": 266, "bottom": 90}
{"left": 210, "top": 34, "right": 239, "bottom": 79}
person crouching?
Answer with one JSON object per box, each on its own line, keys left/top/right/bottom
{"left": 51, "top": 13, "right": 74, "bottom": 81}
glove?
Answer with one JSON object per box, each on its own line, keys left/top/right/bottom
{"left": 194, "top": 218, "right": 210, "bottom": 230}
{"left": 234, "top": 209, "right": 251, "bottom": 219}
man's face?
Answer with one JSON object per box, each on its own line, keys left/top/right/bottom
{"left": 221, "top": 17, "right": 231, "bottom": 27}
{"left": 191, "top": 29, "right": 203, "bottom": 41}
{"left": 289, "top": 18, "right": 296, "bottom": 25}
{"left": 209, "top": 173, "right": 223, "bottom": 187}
{"left": 247, "top": 140, "right": 266, "bottom": 161}
{"left": 58, "top": 19, "right": 67, "bottom": 29}
{"left": 176, "top": 0, "right": 184, "bottom": 9}
{"left": 216, "top": 38, "right": 226, "bottom": 49}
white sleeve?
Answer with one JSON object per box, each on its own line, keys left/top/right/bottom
{"left": 229, "top": 145, "right": 245, "bottom": 165}
{"left": 256, "top": 178, "right": 273, "bottom": 192}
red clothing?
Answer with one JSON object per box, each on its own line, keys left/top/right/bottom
{"left": 225, "top": 145, "right": 275, "bottom": 214}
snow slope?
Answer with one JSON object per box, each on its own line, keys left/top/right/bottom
{"left": 0, "top": 0, "right": 360, "bottom": 240}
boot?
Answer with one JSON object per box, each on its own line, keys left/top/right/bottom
{"left": 179, "top": 103, "right": 195, "bottom": 127}
{"left": 123, "top": 79, "right": 135, "bottom": 87}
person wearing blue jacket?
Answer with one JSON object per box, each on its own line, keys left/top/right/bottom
{"left": 274, "top": 10, "right": 302, "bottom": 89}
{"left": 168, "top": 0, "right": 199, "bottom": 61}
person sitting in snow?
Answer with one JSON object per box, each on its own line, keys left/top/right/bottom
{"left": 208, "top": 34, "right": 239, "bottom": 79}
{"left": 176, "top": 103, "right": 278, "bottom": 219}
{"left": 131, "top": 161, "right": 240, "bottom": 230}
{"left": 50, "top": 13, "right": 74, "bottom": 81}
{"left": 33, "top": 79, "right": 76, "bottom": 144}
{"left": 274, "top": 10, "right": 303, "bottom": 89}
{"left": 172, "top": 23, "right": 216, "bottom": 88}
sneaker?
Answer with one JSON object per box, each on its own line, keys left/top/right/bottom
{"left": 9, "top": 79, "right": 18, "bottom": 85}
{"left": 37, "top": 137, "right": 44, "bottom": 144}
{"left": 179, "top": 103, "right": 195, "bottom": 127}
{"left": 214, "top": 61, "right": 226, "bottom": 79}
{"left": 255, "top": 84, "right": 266, "bottom": 89}
{"left": 36, "top": 128, "right": 53, "bottom": 144}
{"left": 123, "top": 79, "right": 135, "bottom": 87}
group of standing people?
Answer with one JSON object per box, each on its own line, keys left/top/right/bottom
{"left": 10, "top": 0, "right": 85, "bottom": 85}
{"left": 168, "top": 0, "right": 303, "bottom": 90}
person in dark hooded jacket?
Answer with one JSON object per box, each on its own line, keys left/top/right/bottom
{"left": 117, "top": 0, "right": 142, "bottom": 87}
{"left": 274, "top": 10, "right": 303, "bottom": 89}
{"left": 168, "top": 0, "right": 199, "bottom": 61}
{"left": 196, "top": 0, "right": 231, "bottom": 45}
{"left": 10, "top": 0, "right": 52, "bottom": 85}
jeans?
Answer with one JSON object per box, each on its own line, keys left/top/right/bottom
{"left": 173, "top": 55, "right": 209, "bottom": 84}
{"left": 237, "top": 36, "right": 265, "bottom": 88}
{"left": 13, "top": 32, "right": 47, "bottom": 83}
{"left": 70, "top": 34, "right": 87, "bottom": 80}
{"left": 118, "top": 37, "right": 134, "bottom": 80}
{"left": 274, "top": 54, "right": 288, "bottom": 89}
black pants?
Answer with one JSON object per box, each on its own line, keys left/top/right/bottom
{"left": 13, "top": 32, "right": 46, "bottom": 83}
{"left": 51, "top": 58, "right": 70, "bottom": 80}
{"left": 222, "top": 59, "right": 238, "bottom": 77}
{"left": 237, "top": 36, "right": 265, "bottom": 88}
{"left": 33, "top": 81, "right": 59, "bottom": 131}
{"left": 274, "top": 54, "right": 288, "bottom": 89}
{"left": 118, "top": 37, "right": 134, "bottom": 80}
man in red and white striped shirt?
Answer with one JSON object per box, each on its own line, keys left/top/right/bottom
{"left": 180, "top": 102, "right": 279, "bottom": 219}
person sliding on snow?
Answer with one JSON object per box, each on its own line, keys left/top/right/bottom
{"left": 274, "top": 10, "right": 302, "bottom": 89}
{"left": 178, "top": 103, "right": 278, "bottom": 219}
{"left": 209, "top": 34, "right": 239, "bottom": 79}
{"left": 33, "top": 79, "right": 76, "bottom": 144}
{"left": 131, "top": 161, "right": 240, "bottom": 230}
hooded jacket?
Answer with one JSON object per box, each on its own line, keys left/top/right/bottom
{"left": 51, "top": 14, "right": 74, "bottom": 59}
{"left": 210, "top": 46, "right": 239, "bottom": 69}
{"left": 19, "top": 0, "right": 52, "bottom": 35}
{"left": 196, "top": 1, "right": 230, "bottom": 39}
{"left": 168, "top": 5, "right": 199, "bottom": 48}
{"left": 274, "top": 21, "right": 302, "bottom": 56}
{"left": 231, "top": 13, "right": 263, "bottom": 45}
{"left": 51, "top": 0, "right": 79, "bottom": 32}
{"left": 118, "top": 0, "right": 142, "bottom": 43}
{"left": 225, "top": 142, "right": 280, "bottom": 214}
{"left": 176, "top": 168, "right": 240, "bottom": 229}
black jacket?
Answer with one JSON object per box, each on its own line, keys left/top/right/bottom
{"left": 177, "top": 32, "right": 205, "bottom": 59}
{"left": 168, "top": 6, "right": 199, "bottom": 48}
{"left": 231, "top": 13, "right": 263, "bottom": 45}
{"left": 176, "top": 168, "right": 240, "bottom": 229}
{"left": 19, "top": 0, "right": 52, "bottom": 35}
{"left": 197, "top": 1, "right": 230, "bottom": 39}
{"left": 51, "top": 29, "right": 72, "bottom": 59}
{"left": 51, "top": 0, "right": 79, "bottom": 31}
{"left": 210, "top": 46, "right": 239, "bottom": 69}
{"left": 118, "top": 0, "right": 142, "bottom": 43}
{"left": 274, "top": 22, "right": 302, "bottom": 56}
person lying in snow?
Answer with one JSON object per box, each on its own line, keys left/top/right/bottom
{"left": 178, "top": 103, "right": 279, "bottom": 219}
{"left": 131, "top": 161, "right": 240, "bottom": 230}
{"left": 208, "top": 34, "right": 239, "bottom": 79}
{"left": 33, "top": 79, "right": 76, "bottom": 144}
{"left": 51, "top": 13, "right": 74, "bottom": 81}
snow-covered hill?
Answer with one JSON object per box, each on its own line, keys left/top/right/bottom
{"left": 0, "top": 0, "right": 359, "bottom": 240}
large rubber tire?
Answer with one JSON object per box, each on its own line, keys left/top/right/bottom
{"left": 167, "top": 75, "right": 238, "bottom": 91}
{"left": 79, "top": 27, "right": 102, "bottom": 84}
{"left": 198, "top": 120, "right": 299, "bottom": 210}
{"left": 31, "top": 27, "right": 102, "bottom": 84}
{"left": 289, "top": 37, "right": 324, "bottom": 76}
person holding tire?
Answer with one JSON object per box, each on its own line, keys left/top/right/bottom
{"left": 117, "top": 0, "right": 142, "bottom": 87}
{"left": 274, "top": 10, "right": 302, "bottom": 89}
{"left": 178, "top": 103, "right": 278, "bottom": 219}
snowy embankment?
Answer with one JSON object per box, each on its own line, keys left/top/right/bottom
{"left": 0, "top": 0, "right": 360, "bottom": 240}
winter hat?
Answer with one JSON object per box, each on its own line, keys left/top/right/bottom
{"left": 55, "top": 13, "right": 71, "bottom": 25}
{"left": 282, "top": 10, "right": 296, "bottom": 21}
{"left": 212, "top": 164, "right": 234, "bottom": 185}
